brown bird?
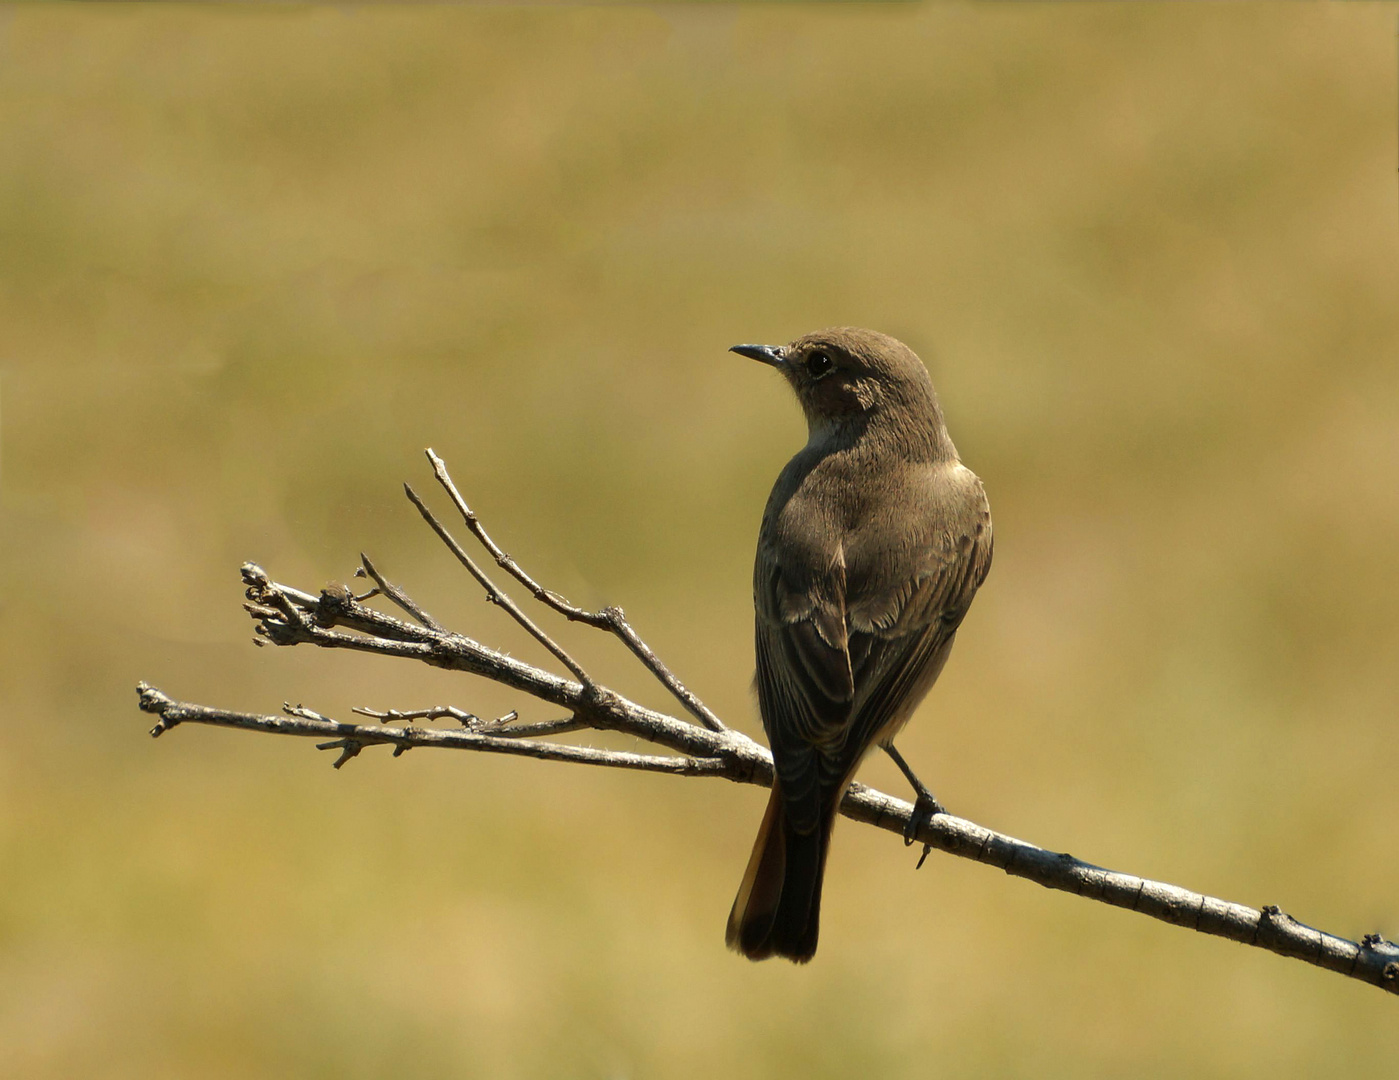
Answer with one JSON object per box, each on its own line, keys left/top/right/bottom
{"left": 726, "top": 327, "right": 993, "bottom": 963}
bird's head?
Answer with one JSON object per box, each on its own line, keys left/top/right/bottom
{"left": 731, "top": 327, "right": 948, "bottom": 454}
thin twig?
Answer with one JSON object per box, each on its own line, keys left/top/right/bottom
{"left": 356, "top": 553, "right": 443, "bottom": 631}
{"left": 350, "top": 705, "right": 589, "bottom": 740}
{"left": 424, "top": 448, "right": 726, "bottom": 733}
{"left": 403, "top": 482, "right": 595, "bottom": 686}
{"left": 351, "top": 704, "right": 484, "bottom": 726}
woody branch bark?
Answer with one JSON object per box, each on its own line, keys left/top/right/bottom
{"left": 135, "top": 450, "right": 1399, "bottom": 1000}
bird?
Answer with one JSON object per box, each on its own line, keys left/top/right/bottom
{"left": 725, "top": 327, "right": 993, "bottom": 963}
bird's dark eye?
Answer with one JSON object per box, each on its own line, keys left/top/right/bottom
{"left": 805, "top": 351, "right": 834, "bottom": 379}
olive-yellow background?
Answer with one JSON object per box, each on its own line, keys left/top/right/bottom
{"left": 3, "top": 3, "right": 1397, "bottom": 1076}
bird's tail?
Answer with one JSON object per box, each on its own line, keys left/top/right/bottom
{"left": 726, "top": 779, "right": 836, "bottom": 963}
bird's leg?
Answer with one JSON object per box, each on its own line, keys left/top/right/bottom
{"left": 882, "top": 744, "right": 945, "bottom": 848}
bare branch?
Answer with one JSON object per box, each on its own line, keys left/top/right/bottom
{"left": 135, "top": 451, "right": 1399, "bottom": 1000}
{"left": 424, "top": 447, "right": 726, "bottom": 733}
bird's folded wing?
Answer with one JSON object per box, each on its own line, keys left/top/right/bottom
{"left": 841, "top": 520, "right": 993, "bottom": 759}
{"left": 755, "top": 518, "right": 993, "bottom": 827}
{"left": 754, "top": 548, "right": 853, "bottom": 831}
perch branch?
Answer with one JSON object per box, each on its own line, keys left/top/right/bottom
{"left": 136, "top": 675, "right": 1399, "bottom": 997}
{"left": 137, "top": 452, "right": 1399, "bottom": 1000}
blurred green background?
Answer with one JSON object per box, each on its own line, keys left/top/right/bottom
{"left": 3, "top": 2, "right": 1398, "bottom": 1076}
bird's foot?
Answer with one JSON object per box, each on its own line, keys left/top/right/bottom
{"left": 903, "top": 790, "right": 945, "bottom": 847}
{"left": 882, "top": 743, "right": 945, "bottom": 847}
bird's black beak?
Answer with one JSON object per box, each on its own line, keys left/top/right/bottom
{"left": 730, "top": 343, "right": 785, "bottom": 367}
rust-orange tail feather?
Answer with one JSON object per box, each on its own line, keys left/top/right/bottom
{"left": 726, "top": 780, "right": 837, "bottom": 963}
